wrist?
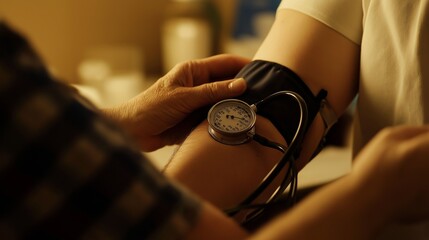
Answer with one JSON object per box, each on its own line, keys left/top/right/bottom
{"left": 252, "top": 172, "right": 393, "bottom": 240}
{"left": 348, "top": 170, "right": 396, "bottom": 232}
{"left": 101, "top": 105, "right": 131, "bottom": 127}
{"left": 101, "top": 106, "right": 121, "bottom": 121}
{"left": 101, "top": 103, "right": 138, "bottom": 136}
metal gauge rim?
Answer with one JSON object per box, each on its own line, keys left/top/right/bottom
{"left": 207, "top": 99, "right": 256, "bottom": 145}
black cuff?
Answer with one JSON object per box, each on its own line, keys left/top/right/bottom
{"left": 236, "top": 60, "right": 326, "bottom": 144}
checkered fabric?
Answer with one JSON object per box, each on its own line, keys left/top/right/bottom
{"left": 0, "top": 22, "right": 200, "bottom": 239}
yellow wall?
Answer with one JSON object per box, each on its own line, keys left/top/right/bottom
{"left": 0, "top": 0, "right": 236, "bottom": 82}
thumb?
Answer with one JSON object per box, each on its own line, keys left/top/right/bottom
{"left": 226, "top": 78, "right": 247, "bottom": 96}
{"left": 193, "top": 78, "right": 247, "bottom": 105}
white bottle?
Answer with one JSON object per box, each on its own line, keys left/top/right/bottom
{"left": 162, "top": 0, "right": 215, "bottom": 73}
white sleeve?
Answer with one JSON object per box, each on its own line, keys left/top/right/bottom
{"left": 278, "top": 0, "right": 363, "bottom": 45}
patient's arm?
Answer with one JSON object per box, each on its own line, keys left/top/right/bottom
{"left": 165, "top": 9, "right": 360, "bottom": 209}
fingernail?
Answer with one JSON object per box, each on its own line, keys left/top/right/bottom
{"left": 228, "top": 78, "right": 246, "bottom": 92}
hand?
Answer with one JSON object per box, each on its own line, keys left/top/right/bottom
{"left": 104, "top": 54, "right": 249, "bottom": 151}
{"left": 352, "top": 125, "right": 429, "bottom": 224}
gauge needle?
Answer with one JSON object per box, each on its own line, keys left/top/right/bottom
{"left": 226, "top": 115, "right": 245, "bottom": 120}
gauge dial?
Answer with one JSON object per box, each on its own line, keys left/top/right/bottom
{"left": 207, "top": 99, "right": 256, "bottom": 145}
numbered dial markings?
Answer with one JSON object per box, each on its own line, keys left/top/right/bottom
{"left": 208, "top": 99, "right": 256, "bottom": 134}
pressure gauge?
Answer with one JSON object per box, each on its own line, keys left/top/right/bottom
{"left": 207, "top": 99, "right": 257, "bottom": 145}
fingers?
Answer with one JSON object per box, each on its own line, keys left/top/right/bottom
{"left": 377, "top": 125, "right": 429, "bottom": 142}
{"left": 402, "top": 126, "right": 429, "bottom": 155}
{"left": 188, "top": 78, "right": 247, "bottom": 108}
{"left": 191, "top": 54, "right": 251, "bottom": 85}
{"left": 355, "top": 125, "right": 429, "bottom": 166}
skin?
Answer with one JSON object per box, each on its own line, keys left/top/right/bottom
{"left": 103, "top": 10, "right": 429, "bottom": 239}
{"left": 164, "top": 9, "right": 360, "bottom": 210}
{"left": 102, "top": 54, "right": 249, "bottom": 152}
{"left": 250, "top": 126, "right": 429, "bottom": 240}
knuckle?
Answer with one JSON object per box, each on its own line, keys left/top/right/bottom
{"left": 378, "top": 126, "right": 397, "bottom": 138}
{"left": 202, "top": 82, "right": 220, "bottom": 101}
{"left": 172, "top": 60, "right": 189, "bottom": 71}
{"left": 377, "top": 126, "right": 404, "bottom": 143}
{"left": 175, "top": 60, "right": 203, "bottom": 86}
{"left": 175, "top": 59, "right": 198, "bottom": 72}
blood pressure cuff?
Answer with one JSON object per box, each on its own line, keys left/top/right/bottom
{"left": 236, "top": 60, "right": 327, "bottom": 145}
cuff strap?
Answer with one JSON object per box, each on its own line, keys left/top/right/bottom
{"left": 236, "top": 60, "right": 334, "bottom": 145}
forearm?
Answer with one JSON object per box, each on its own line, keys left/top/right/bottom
{"left": 251, "top": 173, "right": 390, "bottom": 240}
{"left": 186, "top": 201, "right": 249, "bottom": 240}
{"left": 101, "top": 105, "right": 126, "bottom": 123}
{"left": 165, "top": 116, "right": 287, "bottom": 209}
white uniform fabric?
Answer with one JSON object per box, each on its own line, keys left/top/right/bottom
{"left": 280, "top": 0, "right": 429, "bottom": 239}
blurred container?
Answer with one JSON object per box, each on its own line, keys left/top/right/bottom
{"left": 78, "top": 45, "right": 146, "bottom": 107}
{"left": 162, "top": 0, "right": 219, "bottom": 72}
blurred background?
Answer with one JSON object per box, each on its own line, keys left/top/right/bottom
{"left": 0, "top": 0, "right": 281, "bottom": 107}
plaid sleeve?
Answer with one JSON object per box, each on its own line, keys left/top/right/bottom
{"left": 0, "top": 22, "right": 201, "bottom": 240}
